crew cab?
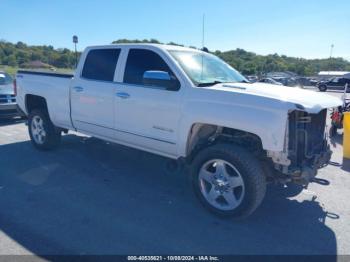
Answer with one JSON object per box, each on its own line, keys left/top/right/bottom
{"left": 16, "top": 44, "right": 342, "bottom": 218}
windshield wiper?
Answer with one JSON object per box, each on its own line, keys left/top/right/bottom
{"left": 197, "top": 81, "right": 223, "bottom": 87}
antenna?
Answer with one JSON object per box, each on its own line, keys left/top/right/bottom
{"left": 201, "top": 14, "right": 205, "bottom": 80}
{"left": 202, "top": 14, "right": 205, "bottom": 49}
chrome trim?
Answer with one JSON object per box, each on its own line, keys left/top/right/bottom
{"left": 143, "top": 71, "right": 171, "bottom": 80}
{"left": 73, "top": 86, "right": 84, "bottom": 92}
{"left": 116, "top": 92, "right": 130, "bottom": 99}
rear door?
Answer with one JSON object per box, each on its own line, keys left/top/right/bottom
{"left": 328, "top": 77, "right": 343, "bottom": 90}
{"left": 71, "top": 48, "right": 121, "bottom": 138}
{"left": 113, "top": 48, "right": 183, "bottom": 157}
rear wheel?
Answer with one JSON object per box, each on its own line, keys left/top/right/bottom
{"left": 190, "top": 143, "right": 266, "bottom": 218}
{"left": 28, "top": 109, "right": 61, "bottom": 150}
{"left": 318, "top": 85, "right": 327, "bottom": 92}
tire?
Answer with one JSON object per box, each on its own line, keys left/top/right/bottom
{"left": 190, "top": 143, "right": 266, "bottom": 219}
{"left": 318, "top": 85, "right": 327, "bottom": 92}
{"left": 28, "top": 109, "right": 61, "bottom": 150}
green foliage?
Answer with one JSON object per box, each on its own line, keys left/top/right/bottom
{"left": 112, "top": 38, "right": 161, "bottom": 44}
{"left": 215, "top": 49, "right": 350, "bottom": 76}
{"left": 1, "top": 39, "right": 350, "bottom": 76}
{"left": 113, "top": 39, "right": 350, "bottom": 76}
{"left": 0, "top": 40, "right": 80, "bottom": 69}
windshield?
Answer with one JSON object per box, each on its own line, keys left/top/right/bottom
{"left": 0, "top": 72, "right": 13, "bottom": 85}
{"left": 169, "top": 50, "right": 248, "bottom": 86}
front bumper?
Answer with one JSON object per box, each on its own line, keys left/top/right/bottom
{"left": 0, "top": 103, "right": 20, "bottom": 118}
{"left": 291, "top": 146, "right": 332, "bottom": 185}
{"left": 285, "top": 109, "right": 331, "bottom": 185}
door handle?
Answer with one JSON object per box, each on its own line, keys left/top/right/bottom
{"left": 116, "top": 92, "right": 130, "bottom": 99}
{"left": 73, "top": 86, "right": 84, "bottom": 92}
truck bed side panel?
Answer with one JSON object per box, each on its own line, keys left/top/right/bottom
{"left": 16, "top": 71, "right": 74, "bottom": 130}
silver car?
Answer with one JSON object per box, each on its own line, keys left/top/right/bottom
{"left": 0, "top": 71, "right": 19, "bottom": 118}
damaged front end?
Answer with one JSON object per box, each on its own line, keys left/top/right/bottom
{"left": 269, "top": 109, "right": 332, "bottom": 185}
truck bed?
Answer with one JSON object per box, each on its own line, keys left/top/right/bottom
{"left": 17, "top": 70, "right": 73, "bottom": 79}
{"left": 16, "top": 70, "right": 74, "bottom": 130}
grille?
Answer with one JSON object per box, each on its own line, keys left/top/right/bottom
{"left": 288, "top": 109, "right": 327, "bottom": 166}
{"left": 0, "top": 94, "right": 16, "bottom": 104}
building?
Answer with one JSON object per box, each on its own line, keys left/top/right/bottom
{"left": 318, "top": 71, "right": 350, "bottom": 78}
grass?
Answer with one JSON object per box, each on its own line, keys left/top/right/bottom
{"left": 0, "top": 65, "right": 18, "bottom": 76}
{"left": 0, "top": 65, "right": 74, "bottom": 77}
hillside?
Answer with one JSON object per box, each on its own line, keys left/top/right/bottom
{"left": 1, "top": 39, "right": 350, "bottom": 76}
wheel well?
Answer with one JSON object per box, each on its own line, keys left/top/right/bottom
{"left": 186, "top": 123, "right": 265, "bottom": 160}
{"left": 25, "top": 95, "right": 48, "bottom": 113}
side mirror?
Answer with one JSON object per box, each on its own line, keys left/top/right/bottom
{"left": 143, "top": 71, "right": 180, "bottom": 91}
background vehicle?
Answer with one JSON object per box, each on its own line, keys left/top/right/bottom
{"left": 0, "top": 71, "right": 19, "bottom": 119}
{"left": 16, "top": 44, "right": 341, "bottom": 218}
{"left": 330, "top": 82, "right": 350, "bottom": 136}
{"left": 246, "top": 75, "right": 258, "bottom": 83}
{"left": 317, "top": 77, "right": 350, "bottom": 92}
{"left": 309, "top": 78, "right": 319, "bottom": 86}
{"left": 272, "top": 77, "right": 299, "bottom": 87}
{"left": 258, "top": 77, "right": 283, "bottom": 85}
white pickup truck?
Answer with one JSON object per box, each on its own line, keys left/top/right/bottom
{"left": 16, "top": 44, "right": 341, "bottom": 218}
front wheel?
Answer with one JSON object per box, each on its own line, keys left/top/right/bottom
{"left": 318, "top": 85, "right": 327, "bottom": 92}
{"left": 28, "top": 109, "right": 61, "bottom": 150}
{"left": 190, "top": 144, "right": 266, "bottom": 218}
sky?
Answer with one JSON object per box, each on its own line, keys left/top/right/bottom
{"left": 1, "top": 0, "right": 349, "bottom": 59}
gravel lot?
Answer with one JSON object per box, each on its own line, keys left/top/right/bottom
{"left": 0, "top": 89, "right": 349, "bottom": 257}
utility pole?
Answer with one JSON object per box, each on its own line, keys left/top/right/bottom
{"left": 73, "top": 35, "right": 78, "bottom": 68}
{"left": 329, "top": 44, "right": 334, "bottom": 73}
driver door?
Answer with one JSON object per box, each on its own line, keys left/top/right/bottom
{"left": 113, "top": 48, "right": 183, "bottom": 157}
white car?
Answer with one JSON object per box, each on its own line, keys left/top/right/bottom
{"left": 0, "top": 71, "right": 19, "bottom": 118}
{"left": 16, "top": 44, "right": 341, "bottom": 218}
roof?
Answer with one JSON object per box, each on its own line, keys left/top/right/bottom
{"left": 343, "top": 73, "right": 350, "bottom": 79}
{"left": 318, "top": 71, "right": 350, "bottom": 76}
{"left": 86, "top": 43, "right": 201, "bottom": 53}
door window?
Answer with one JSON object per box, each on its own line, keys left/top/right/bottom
{"left": 82, "top": 49, "right": 121, "bottom": 82}
{"left": 123, "top": 49, "right": 179, "bottom": 90}
{"left": 331, "top": 77, "right": 340, "bottom": 83}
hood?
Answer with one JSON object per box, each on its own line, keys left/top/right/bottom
{"left": 317, "top": 80, "right": 328, "bottom": 85}
{"left": 206, "top": 82, "right": 342, "bottom": 114}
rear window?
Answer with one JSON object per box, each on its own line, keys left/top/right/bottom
{"left": 82, "top": 49, "right": 120, "bottom": 82}
{"left": 0, "top": 72, "right": 13, "bottom": 85}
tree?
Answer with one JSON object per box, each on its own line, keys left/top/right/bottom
{"left": 6, "top": 54, "right": 17, "bottom": 66}
{"left": 1, "top": 38, "right": 350, "bottom": 75}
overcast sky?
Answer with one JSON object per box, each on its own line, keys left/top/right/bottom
{"left": 1, "top": 0, "right": 349, "bottom": 60}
